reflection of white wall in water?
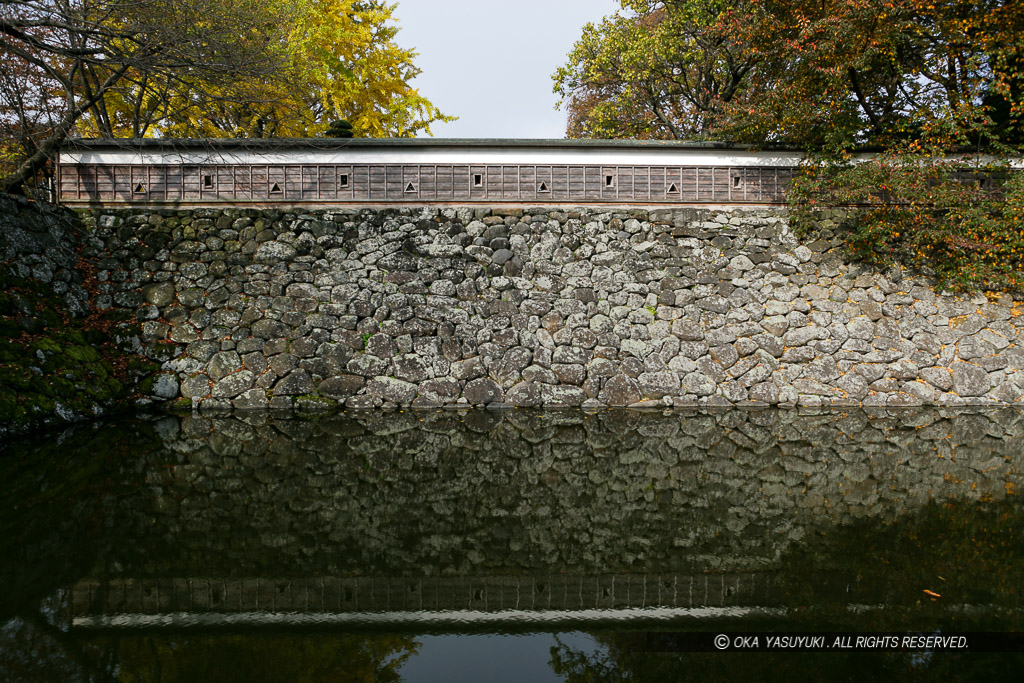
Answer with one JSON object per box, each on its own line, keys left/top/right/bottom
{"left": 71, "top": 606, "right": 789, "bottom": 629}
{"left": 70, "top": 570, "right": 787, "bottom": 622}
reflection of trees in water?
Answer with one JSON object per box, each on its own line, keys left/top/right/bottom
{"left": 549, "top": 633, "right": 1024, "bottom": 682}
{"left": 771, "top": 499, "right": 1024, "bottom": 636}
{"left": 0, "top": 421, "right": 163, "bottom": 619}
{"left": 1, "top": 615, "right": 420, "bottom": 683}
{"left": 78, "top": 633, "right": 419, "bottom": 683}
{"left": 548, "top": 498, "right": 1024, "bottom": 680}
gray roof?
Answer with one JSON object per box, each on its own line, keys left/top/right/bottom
{"left": 62, "top": 137, "right": 796, "bottom": 151}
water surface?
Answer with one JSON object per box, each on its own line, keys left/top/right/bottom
{"left": 2, "top": 407, "right": 1022, "bottom": 680}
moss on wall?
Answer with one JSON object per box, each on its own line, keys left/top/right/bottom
{"left": 0, "top": 269, "right": 160, "bottom": 438}
{"left": 0, "top": 195, "right": 162, "bottom": 442}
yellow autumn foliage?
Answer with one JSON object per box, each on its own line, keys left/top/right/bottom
{"left": 77, "top": 0, "right": 453, "bottom": 139}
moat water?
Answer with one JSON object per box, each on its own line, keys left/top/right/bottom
{"left": 2, "top": 407, "right": 1023, "bottom": 680}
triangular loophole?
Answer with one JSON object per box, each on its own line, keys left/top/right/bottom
{"left": 133, "top": 183, "right": 146, "bottom": 193}
{"left": 667, "top": 183, "right": 678, "bottom": 193}
{"left": 538, "top": 182, "right": 549, "bottom": 192}
{"left": 405, "top": 182, "right": 417, "bottom": 193}
{"left": 270, "top": 182, "right": 282, "bottom": 193}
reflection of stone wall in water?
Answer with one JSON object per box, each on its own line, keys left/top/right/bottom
{"left": 103, "top": 409, "right": 1022, "bottom": 578}
{"left": 72, "top": 205, "right": 1024, "bottom": 410}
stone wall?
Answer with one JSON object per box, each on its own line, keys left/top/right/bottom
{"left": 72, "top": 204, "right": 1024, "bottom": 409}
{"left": 0, "top": 195, "right": 156, "bottom": 439}
{"left": 0, "top": 195, "right": 90, "bottom": 321}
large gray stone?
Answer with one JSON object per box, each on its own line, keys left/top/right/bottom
{"left": 464, "top": 378, "right": 504, "bottom": 405}
{"left": 418, "top": 378, "right": 461, "bottom": 402}
{"left": 802, "top": 357, "right": 840, "bottom": 383}
{"left": 600, "top": 374, "right": 642, "bottom": 406}
{"left": 141, "top": 281, "right": 175, "bottom": 307}
{"left": 783, "top": 326, "right": 826, "bottom": 347}
{"left": 837, "top": 373, "right": 869, "bottom": 400}
{"left": 920, "top": 367, "right": 953, "bottom": 391}
{"left": 709, "top": 344, "right": 739, "bottom": 369}
{"left": 180, "top": 374, "right": 212, "bottom": 399}
{"left": 683, "top": 371, "right": 716, "bottom": 396}
{"left": 365, "top": 334, "right": 397, "bottom": 359}
{"left": 252, "top": 318, "right": 286, "bottom": 339}
{"left": 951, "top": 362, "right": 990, "bottom": 397}
{"left": 523, "top": 365, "right": 559, "bottom": 384}
{"left": 451, "top": 357, "right": 486, "bottom": 381}
{"left": 365, "top": 376, "right": 417, "bottom": 404}
{"left": 552, "top": 363, "right": 585, "bottom": 385}
{"left": 255, "top": 241, "right": 297, "bottom": 263}
{"left": 553, "top": 347, "right": 592, "bottom": 364}
{"left": 346, "top": 354, "right": 391, "bottom": 377}
{"left": 150, "top": 372, "right": 179, "bottom": 400}
{"left": 233, "top": 388, "right": 269, "bottom": 410}
{"left": 846, "top": 317, "right": 874, "bottom": 340}
{"left": 212, "top": 370, "right": 255, "bottom": 398}
{"left": 506, "top": 381, "right": 542, "bottom": 407}
{"left": 208, "top": 351, "right": 242, "bottom": 380}
{"left": 671, "top": 319, "right": 704, "bottom": 341}
{"left": 273, "top": 369, "right": 315, "bottom": 396}
{"left": 394, "top": 355, "right": 430, "bottom": 383}
{"left": 318, "top": 375, "right": 365, "bottom": 399}
{"left": 957, "top": 338, "right": 996, "bottom": 360}
{"left": 638, "top": 371, "right": 680, "bottom": 397}
{"left": 748, "top": 382, "right": 779, "bottom": 404}
{"left": 541, "top": 384, "right": 586, "bottom": 406}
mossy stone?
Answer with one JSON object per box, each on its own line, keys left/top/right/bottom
{"left": 64, "top": 345, "right": 101, "bottom": 363}
{"left": 32, "top": 338, "right": 62, "bottom": 354}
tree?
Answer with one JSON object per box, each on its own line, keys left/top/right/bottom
{"left": 553, "top": 1, "right": 765, "bottom": 140}
{"left": 770, "top": 1, "right": 1024, "bottom": 292}
{"left": 555, "top": 0, "right": 1024, "bottom": 151}
{"left": 96, "top": 632, "right": 419, "bottom": 682}
{"left": 152, "top": 0, "right": 456, "bottom": 139}
{"left": 0, "top": 0, "right": 454, "bottom": 194}
{"left": 729, "top": 0, "right": 1024, "bottom": 150}
{"left": 0, "top": 0, "right": 295, "bottom": 194}
{"left": 790, "top": 145, "right": 1024, "bottom": 292}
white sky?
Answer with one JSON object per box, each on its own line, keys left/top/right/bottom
{"left": 392, "top": 0, "right": 623, "bottom": 139}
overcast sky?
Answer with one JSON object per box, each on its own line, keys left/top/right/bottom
{"left": 393, "top": 0, "right": 623, "bottom": 139}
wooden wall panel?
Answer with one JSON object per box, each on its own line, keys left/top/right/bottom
{"left": 58, "top": 162, "right": 804, "bottom": 205}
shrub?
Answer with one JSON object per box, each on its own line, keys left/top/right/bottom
{"left": 790, "top": 144, "right": 1024, "bottom": 292}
